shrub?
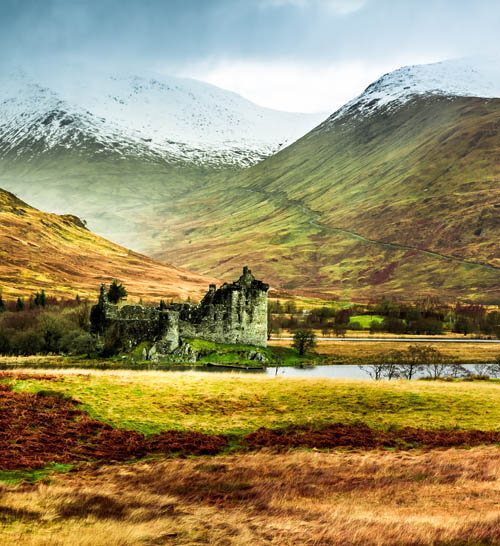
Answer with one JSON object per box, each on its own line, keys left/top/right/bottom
{"left": 38, "top": 314, "right": 66, "bottom": 353}
{"left": 453, "top": 316, "right": 477, "bottom": 335}
{"left": 382, "top": 316, "right": 406, "bottom": 334}
{"left": 59, "top": 330, "right": 82, "bottom": 354}
{"left": 333, "top": 323, "right": 347, "bottom": 337}
{"left": 60, "top": 330, "right": 96, "bottom": 356}
{"left": 410, "top": 317, "right": 444, "bottom": 335}
{"left": 67, "top": 302, "right": 91, "bottom": 331}
{"left": 11, "top": 329, "right": 44, "bottom": 356}
{"left": 2, "top": 309, "right": 40, "bottom": 331}
{"left": 101, "top": 323, "right": 122, "bottom": 357}
{"left": 71, "top": 333, "right": 96, "bottom": 356}
{"left": 0, "top": 327, "right": 11, "bottom": 354}
{"left": 369, "top": 320, "right": 384, "bottom": 333}
{"left": 348, "top": 321, "right": 363, "bottom": 331}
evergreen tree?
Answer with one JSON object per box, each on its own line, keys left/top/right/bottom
{"left": 0, "top": 293, "right": 4, "bottom": 312}
{"left": 34, "top": 290, "right": 47, "bottom": 307}
{"left": 159, "top": 299, "right": 167, "bottom": 310}
{"left": 107, "top": 280, "right": 127, "bottom": 304}
{"left": 16, "top": 297, "right": 25, "bottom": 311}
{"left": 75, "top": 294, "right": 81, "bottom": 305}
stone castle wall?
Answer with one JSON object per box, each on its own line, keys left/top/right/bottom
{"left": 174, "top": 266, "right": 268, "bottom": 346}
{"left": 90, "top": 289, "right": 180, "bottom": 353}
{"left": 90, "top": 267, "right": 269, "bottom": 352}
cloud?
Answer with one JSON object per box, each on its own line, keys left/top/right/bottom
{"left": 259, "top": 0, "right": 367, "bottom": 15}
{"left": 327, "top": 0, "right": 367, "bottom": 15}
{"left": 2, "top": 0, "right": 500, "bottom": 112}
{"left": 175, "top": 54, "right": 442, "bottom": 113}
{"left": 259, "top": 0, "right": 307, "bottom": 6}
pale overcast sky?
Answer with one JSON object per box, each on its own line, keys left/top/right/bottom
{"left": 1, "top": 0, "right": 499, "bottom": 113}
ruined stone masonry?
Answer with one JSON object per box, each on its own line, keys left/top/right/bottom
{"left": 90, "top": 267, "right": 269, "bottom": 356}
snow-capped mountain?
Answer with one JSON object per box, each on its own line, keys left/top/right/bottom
{"left": 0, "top": 67, "right": 325, "bottom": 167}
{"left": 180, "top": 57, "right": 500, "bottom": 301}
{"left": 323, "top": 58, "right": 500, "bottom": 127}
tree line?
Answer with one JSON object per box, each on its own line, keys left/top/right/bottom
{"left": 268, "top": 297, "right": 500, "bottom": 338}
{"left": 0, "top": 281, "right": 127, "bottom": 357}
{"left": 363, "top": 345, "right": 500, "bottom": 380}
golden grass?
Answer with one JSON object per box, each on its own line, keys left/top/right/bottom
{"left": 0, "top": 356, "right": 66, "bottom": 366}
{"left": 3, "top": 448, "right": 500, "bottom": 545}
{"left": 10, "top": 369, "right": 500, "bottom": 434}
{"left": 270, "top": 337, "right": 500, "bottom": 363}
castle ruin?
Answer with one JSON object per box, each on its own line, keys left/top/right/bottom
{"left": 90, "top": 267, "right": 269, "bottom": 357}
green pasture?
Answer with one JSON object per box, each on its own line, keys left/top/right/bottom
{"left": 8, "top": 371, "right": 500, "bottom": 437}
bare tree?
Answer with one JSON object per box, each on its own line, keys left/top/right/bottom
{"left": 472, "top": 363, "right": 490, "bottom": 377}
{"left": 395, "top": 345, "right": 424, "bottom": 380}
{"left": 362, "top": 362, "right": 398, "bottom": 380}
{"left": 367, "top": 345, "right": 450, "bottom": 380}
{"left": 471, "top": 363, "right": 500, "bottom": 378}
{"left": 418, "top": 346, "right": 450, "bottom": 379}
{"left": 363, "top": 363, "right": 387, "bottom": 380}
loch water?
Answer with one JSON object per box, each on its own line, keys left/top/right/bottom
{"left": 160, "top": 364, "right": 487, "bottom": 379}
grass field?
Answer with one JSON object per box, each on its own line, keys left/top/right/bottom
{"left": 274, "top": 328, "right": 490, "bottom": 339}
{"left": 348, "top": 314, "right": 384, "bottom": 327}
{"left": 1, "top": 333, "right": 497, "bottom": 375}
{"left": 4, "top": 370, "right": 500, "bottom": 545}
{"left": 5, "top": 448, "right": 500, "bottom": 546}
{"left": 9, "top": 370, "right": 500, "bottom": 435}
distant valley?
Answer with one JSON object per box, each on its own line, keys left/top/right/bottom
{"left": 0, "top": 67, "right": 323, "bottom": 254}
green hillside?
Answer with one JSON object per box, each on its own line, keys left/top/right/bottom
{"left": 238, "top": 96, "right": 500, "bottom": 268}
{"left": 151, "top": 96, "right": 500, "bottom": 301}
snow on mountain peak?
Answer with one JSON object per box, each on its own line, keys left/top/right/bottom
{"left": 325, "top": 58, "right": 500, "bottom": 126}
{"left": 0, "top": 66, "right": 325, "bottom": 166}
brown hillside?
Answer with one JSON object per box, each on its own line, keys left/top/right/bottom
{"left": 0, "top": 189, "right": 218, "bottom": 301}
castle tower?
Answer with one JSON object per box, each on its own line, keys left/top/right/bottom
{"left": 177, "top": 267, "right": 269, "bottom": 347}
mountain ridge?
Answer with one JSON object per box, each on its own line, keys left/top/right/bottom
{"left": 322, "top": 58, "right": 500, "bottom": 127}
{"left": 0, "top": 67, "right": 324, "bottom": 167}
{"left": 145, "top": 60, "right": 500, "bottom": 301}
